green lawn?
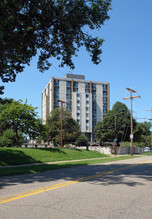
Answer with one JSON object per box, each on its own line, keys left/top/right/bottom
{"left": 143, "top": 152, "right": 152, "bottom": 155}
{"left": 0, "top": 155, "right": 138, "bottom": 177}
{"left": 0, "top": 147, "right": 109, "bottom": 166}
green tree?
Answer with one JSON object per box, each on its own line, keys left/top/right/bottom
{"left": 95, "top": 101, "right": 135, "bottom": 143}
{"left": 133, "top": 121, "right": 151, "bottom": 144}
{"left": 76, "top": 135, "right": 88, "bottom": 146}
{"left": 134, "top": 123, "right": 145, "bottom": 142}
{"left": 0, "top": 0, "right": 111, "bottom": 86}
{"left": 139, "top": 121, "right": 151, "bottom": 136}
{"left": 0, "top": 129, "right": 24, "bottom": 147}
{"left": 0, "top": 99, "right": 43, "bottom": 146}
{"left": 145, "top": 135, "right": 152, "bottom": 148}
{"left": 45, "top": 108, "right": 81, "bottom": 145}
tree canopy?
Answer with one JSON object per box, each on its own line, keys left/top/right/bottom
{"left": 76, "top": 135, "right": 88, "bottom": 146}
{"left": 0, "top": 129, "right": 24, "bottom": 147}
{"left": 0, "top": 99, "right": 43, "bottom": 146}
{"left": 95, "top": 101, "right": 151, "bottom": 144}
{"left": 44, "top": 108, "right": 81, "bottom": 145}
{"left": 0, "top": 0, "right": 111, "bottom": 87}
{"left": 95, "top": 101, "right": 134, "bottom": 143}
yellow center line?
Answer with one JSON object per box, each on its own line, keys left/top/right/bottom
{"left": 1, "top": 159, "right": 152, "bottom": 204}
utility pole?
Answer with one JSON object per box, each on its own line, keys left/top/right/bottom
{"left": 57, "top": 99, "right": 66, "bottom": 148}
{"left": 123, "top": 88, "right": 140, "bottom": 156}
{"left": 146, "top": 109, "right": 152, "bottom": 148}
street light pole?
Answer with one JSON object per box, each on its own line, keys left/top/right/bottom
{"left": 57, "top": 99, "right": 66, "bottom": 148}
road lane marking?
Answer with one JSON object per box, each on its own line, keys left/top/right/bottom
{"left": 1, "top": 159, "right": 152, "bottom": 204}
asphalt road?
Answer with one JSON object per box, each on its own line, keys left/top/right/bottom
{"left": 0, "top": 156, "right": 152, "bottom": 219}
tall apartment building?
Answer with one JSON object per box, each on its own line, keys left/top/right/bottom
{"left": 41, "top": 74, "right": 110, "bottom": 142}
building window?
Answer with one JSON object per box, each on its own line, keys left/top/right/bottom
{"left": 103, "top": 103, "right": 107, "bottom": 109}
{"left": 54, "top": 87, "right": 59, "bottom": 92}
{"left": 86, "top": 113, "right": 89, "bottom": 117}
{"left": 86, "top": 100, "right": 89, "bottom": 104}
{"left": 93, "top": 114, "right": 96, "bottom": 119}
{"left": 77, "top": 113, "right": 80, "bottom": 117}
{"left": 66, "top": 94, "right": 71, "bottom": 99}
{"left": 92, "top": 99, "right": 96, "bottom": 106}
{"left": 86, "top": 120, "right": 89, "bottom": 123}
{"left": 66, "top": 81, "right": 72, "bottom": 112}
{"left": 54, "top": 93, "right": 59, "bottom": 99}
{"left": 92, "top": 90, "right": 96, "bottom": 95}
{"left": 66, "top": 105, "right": 70, "bottom": 111}
{"left": 103, "top": 91, "right": 107, "bottom": 97}
{"left": 92, "top": 83, "right": 96, "bottom": 90}
{"left": 85, "top": 89, "right": 90, "bottom": 93}
{"left": 103, "top": 97, "right": 107, "bottom": 103}
{"left": 54, "top": 100, "right": 59, "bottom": 108}
{"left": 103, "top": 84, "right": 107, "bottom": 91}
{"left": 73, "top": 81, "right": 78, "bottom": 92}
{"left": 77, "top": 106, "right": 80, "bottom": 110}
{"left": 86, "top": 94, "right": 89, "bottom": 98}
{"left": 73, "top": 81, "right": 78, "bottom": 87}
{"left": 93, "top": 120, "right": 96, "bottom": 127}
{"left": 66, "top": 87, "right": 71, "bottom": 93}
{"left": 103, "top": 108, "right": 107, "bottom": 113}
{"left": 73, "top": 88, "right": 78, "bottom": 92}
{"left": 85, "top": 83, "right": 90, "bottom": 88}
{"left": 85, "top": 83, "right": 90, "bottom": 93}
{"left": 77, "top": 93, "right": 80, "bottom": 97}
{"left": 93, "top": 109, "right": 96, "bottom": 114}
{"left": 86, "top": 126, "right": 89, "bottom": 131}
{"left": 54, "top": 79, "right": 59, "bottom": 86}
{"left": 86, "top": 107, "right": 89, "bottom": 111}
{"left": 66, "top": 81, "right": 71, "bottom": 87}
{"left": 92, "top": 95, "right": 96, "bottom": 100}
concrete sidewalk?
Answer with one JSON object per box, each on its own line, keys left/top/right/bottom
{"left": 0, "top": 157, "right": 112, "bottom": 168}
{"left": 0, "top": 155, "right": 141, "bottom": 169}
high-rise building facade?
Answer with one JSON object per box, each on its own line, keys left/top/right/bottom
{"left": 41, "top": 74, "right": 110, "bottom": 142}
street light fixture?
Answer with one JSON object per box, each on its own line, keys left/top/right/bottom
{"left": 57, "top": 99, "right": 66, "bottom": 148}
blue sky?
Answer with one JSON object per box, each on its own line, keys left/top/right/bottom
{"left": 1, "top": 0, "right": 152, "bottom": 122}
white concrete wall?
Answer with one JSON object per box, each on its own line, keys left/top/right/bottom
{"left": 41, "top": 90, "right": 47, "bottom": 123}
{"left": 49, "top": 81, "right": 53, "bottom": 112}
{"left": 72, "top": 92, "right": 77, "bottom": 120}
{"left": 59, "top": 80, "right": 66, "bottom": 103}
{"left": 78, "top": 82, "right": 85, "bottom": 93}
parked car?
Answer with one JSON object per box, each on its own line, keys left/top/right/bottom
{"left": 144, "top": 147, "right": 151, "bottom": 152}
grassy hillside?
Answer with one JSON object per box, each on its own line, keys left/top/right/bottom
{"left": 0, "top": 147, "right": 109, "bottom": 166}
{"left": 0, "top": 155, "right": 138, "bottom": 177}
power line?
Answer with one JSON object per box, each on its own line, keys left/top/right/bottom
{"left": 51, "top": 64, "right": 66, "bottom": 76}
